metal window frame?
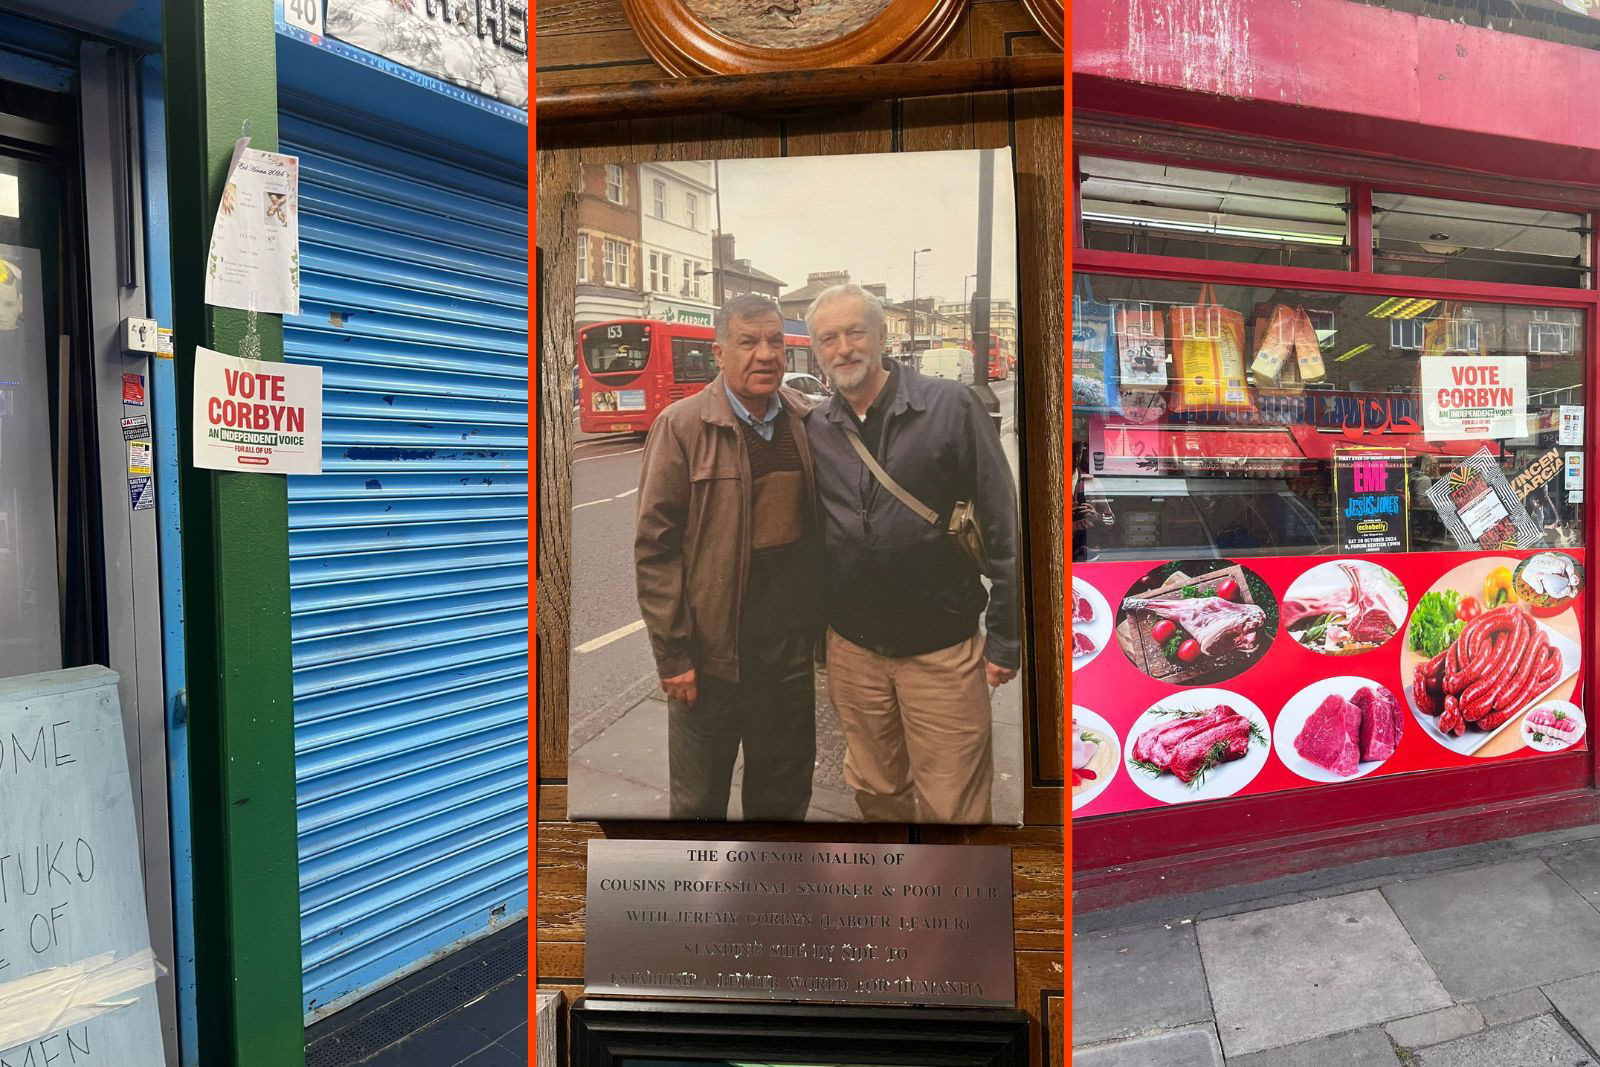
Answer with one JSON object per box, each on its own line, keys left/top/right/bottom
{"left": 77, "top": 42, "right": 179, "bottom": 1066}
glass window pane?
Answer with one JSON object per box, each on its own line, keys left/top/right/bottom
{"left": 0, "top": 153, "right": 64, "bottom": 676}
{"left": 1072, "top": 273, "right": 1586, "bottom": 563}
{"left": 1372, "top": 192, "right": 1588, "bottom": 288}
{"left": 1079, "top": 156, "right": 1350, "bottom": 270}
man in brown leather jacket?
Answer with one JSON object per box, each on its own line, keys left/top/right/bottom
{"left": 634, "top": 293, "right": 820, "bottom": 820}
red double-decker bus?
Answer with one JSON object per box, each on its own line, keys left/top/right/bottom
{"left": 962, "top": 339, "right": 1011, "bottom": 381}
{"left": 577, "top": 318, "right": 813, "bottom": 434}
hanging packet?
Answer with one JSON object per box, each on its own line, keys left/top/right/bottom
{"left": 1251, "top": 304, "right": 1304, "bottom": 396}
{"left": 1167, "top": 284, "right": 1257, "bottom": 416}
{"left": 1072, "top": 278, "right": 1121, "bottom": 413}
{"left": 1251, "top": 304, "right": 1327, "bottom": 392}
{"left": 1114, "top": 300, "right": 1168, "bottom": 390}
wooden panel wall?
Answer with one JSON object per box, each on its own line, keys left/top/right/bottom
{"left": 535, "top": 4, "right": 1065, "bottom": 1063}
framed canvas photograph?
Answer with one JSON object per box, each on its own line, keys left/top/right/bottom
{"left": 565, "top": 148, "right": 1028, "bottom": 825}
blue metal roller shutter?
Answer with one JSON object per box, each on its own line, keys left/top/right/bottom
{"left": 278, "top": 112, "right": 528, "bottom": 1019}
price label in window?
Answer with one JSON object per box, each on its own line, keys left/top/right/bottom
{"left": 281, "top": 0, "right": 322, "bottom": 34}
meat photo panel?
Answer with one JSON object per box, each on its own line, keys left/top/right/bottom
{"left": 1115, "top": 558, "right": 1278, "bottom": 685}
{"left": 1072, "top": 549, "right": 1588, "bottom": 819}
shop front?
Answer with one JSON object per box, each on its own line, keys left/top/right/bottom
{"left": 1072, "top": 0, "right": 1600, "bottom": 909}
{"left": 271, "top": 0, "right": 531, "bottom": 1026}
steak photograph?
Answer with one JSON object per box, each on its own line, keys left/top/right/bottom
{"left": 1115, "top": 559, "right": 1279, "bottom": 685}
{"left": 1275, "top": 678, "right": 1407, "bottom": 783}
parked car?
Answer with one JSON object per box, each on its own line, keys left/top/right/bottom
{"left": 783, "top": 372, "right": 830, "bottom": 400}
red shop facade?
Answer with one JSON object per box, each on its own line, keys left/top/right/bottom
{"left": 1071, "top": 0, "right": 1600, "bottom": 910}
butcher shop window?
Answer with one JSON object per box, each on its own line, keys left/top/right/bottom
{"left": 1073, "top": 272, "right": 1586, "bottom": 563}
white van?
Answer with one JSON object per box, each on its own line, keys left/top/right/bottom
{"left": 920, "top": 346, "right": 973, "bottom": 383}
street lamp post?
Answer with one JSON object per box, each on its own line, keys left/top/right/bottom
{"left": 910, "top": 247, "right": 931, "bottom": 358}
{"left": 961, "top": 272, "right": 978, "bottom": 348}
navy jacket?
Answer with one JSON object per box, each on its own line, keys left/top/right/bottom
{"left": 804, "top": 363, "right": 1020, "bottom": 670}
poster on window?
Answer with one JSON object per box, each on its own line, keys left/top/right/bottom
{"left": 1071, "top": 548, "right": 1588, "bottom": 817}
{"left": 1333, "top": 448, "right": 1410, "bottom": 554}
{"left": 1420, "top": 356, "right": 1528, "bottom": 440}
{"left": 1428, "top": 447, "right": 1540, "bottom": 550}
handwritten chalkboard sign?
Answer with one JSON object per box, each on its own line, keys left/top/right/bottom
{"left": 0, "top": 667, "right": 165, "bottom": 1065}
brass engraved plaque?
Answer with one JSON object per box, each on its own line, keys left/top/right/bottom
{"left": 584, "top": 840, "right": 1015, "bottom": 1007}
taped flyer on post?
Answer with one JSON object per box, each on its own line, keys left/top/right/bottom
{"left": 204, "top": 136, "right": 301, "bottom": 316}
{"left": 192, "top": 346, "right": 322, "bottom": 474}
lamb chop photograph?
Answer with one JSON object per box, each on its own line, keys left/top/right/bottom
{"left": 1282, "top": 559, "right": 1410, "bottom": 657}
{"left": 1116, "top": 560, "right": 1279, "bottom": 685}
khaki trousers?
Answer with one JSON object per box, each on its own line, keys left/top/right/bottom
{"left": 825, "top": 628, "right": 993, "bottom": 824}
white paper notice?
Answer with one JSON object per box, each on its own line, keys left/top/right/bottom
{"left": 192, "top": 346, "right": 322, "bottom": 474}
{"left": 1420, "top": 356, "right": 1528, "bottom": 440}
{"left": 204, "top": 137, "right": 301, "bottom": 316}
{"left": 1561, "top": 405, "right": 1585, "bottom": 446}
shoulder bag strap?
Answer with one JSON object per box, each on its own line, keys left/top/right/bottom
{"left": 843, "top": 424, "right": 940, "bottom": 526}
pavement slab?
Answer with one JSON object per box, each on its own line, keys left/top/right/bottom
{"left": 1071, "top": 1025, "right": 1222, "bottom": 1067}
{"left": 1541, "top": 973, "right": 1600, "bottom": 1053}
{"left": 1544, "top": 836, "right": 1600, "bottom": 909}
{"left": 1226, "top": 1027, "right": 1397, "bottom": 1067}
{"left": 1197, "top": 890, "right": 1451, "bottom": 1057}
{"left": 1071, "top": 922, "right": 1211, "bottom": 1046}
{"left": 1413, "top": 1015, "right": 1595, "bottom": 1067}
{"left": 1384, "top": 859, "right": 1600, "bottom": 1001}
{"left": 1473, "top": 987, "right": 1552, "bottom": 1028}
{"left": 1384, "top": 1005, "right": 1483, "bottom": 1050}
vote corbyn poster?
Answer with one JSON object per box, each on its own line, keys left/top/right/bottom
{"left": 192, "top": 346, "right": 322, "bottom": 474}
{"left": 1421, "top": 356, "right": 1529, "bottom": 440}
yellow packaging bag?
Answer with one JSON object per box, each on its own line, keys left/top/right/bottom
{"left": 1168, "top": 285, "right": 1257, "bottom": 416}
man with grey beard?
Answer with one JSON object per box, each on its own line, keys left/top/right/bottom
{"left": 802, "top": 283, "right": 1019, "bottom": 824}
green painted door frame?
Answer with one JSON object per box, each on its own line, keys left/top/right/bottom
{"left": 162, "top": 1, "right": 305, "bottom": 1063}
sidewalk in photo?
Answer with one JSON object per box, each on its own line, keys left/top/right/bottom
{"left": 568, "top": 667, "right": 1025, "bottom": 822}
{"left": 1073, "top": 825, "right": 1600, "bottom": 1066}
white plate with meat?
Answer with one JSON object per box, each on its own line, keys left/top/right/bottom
{"left": 1071, "top": 706, "right": 1120, "bottom": 812}
{"left": 1406, "top": 606, "right": 1582, "bottom": 757}
{"left": 1274, "top": 676, "right": 1405, "bottom": 783}
{"left": 1125, "top": 689, "right": 1270, "bottom": 805}
{"left": 1521, "top": 700, "right": 1586, "bottom": 753}
{"left": 1072, "top": 577, "right": 1112, "bottom": 672}
{"left": 1282, "top": 560, "right": 1408, "bottom": 656}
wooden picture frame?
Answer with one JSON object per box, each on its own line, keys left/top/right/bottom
{"left": 620, "top": 0, "right": 968, "bottom": 77}
{"left": 1019, "top": 0, "right": 1064, "bottom": 50}
{"left": 570, "top": 998, "right": 1033, "bottom": 1065}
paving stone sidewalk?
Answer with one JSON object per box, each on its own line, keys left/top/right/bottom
{"left": 1073, "top": 825, "right": 1600, "bottom": 1065}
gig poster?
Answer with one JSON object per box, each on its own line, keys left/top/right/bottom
{"left": 1071, "top": 549, "right": 1588, "bottom": 817}
{"left": 1333, "top": 448, "right": 1409, "bottom": 554}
